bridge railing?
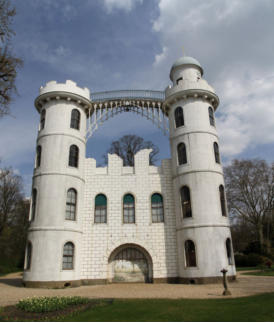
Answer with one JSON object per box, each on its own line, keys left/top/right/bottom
{"left": 90, "top": 90, "right": 165, "bottom": 102}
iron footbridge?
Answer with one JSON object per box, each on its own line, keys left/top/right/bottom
{"left": 86, "top": 90, "right": 168, "bottom": 139}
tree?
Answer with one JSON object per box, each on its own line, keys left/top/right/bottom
{"left": 102, "top": 134, "right": 159, "bottom": 166}
{"left": 224, "top": 159, "right": 274, "bottom": 255}
{"left": 0, "top": 0, "right": 22, "bottom": 117}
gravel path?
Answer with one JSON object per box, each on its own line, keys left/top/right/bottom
{"left": 0, "top": 272, "right": 274, "bottom": 307}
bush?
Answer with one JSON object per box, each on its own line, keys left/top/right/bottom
{"left": 17, "top": 296, "right": 90, "bottom": 313}
{"left": 235, "top": 253, "right": 263, "bottom": 267}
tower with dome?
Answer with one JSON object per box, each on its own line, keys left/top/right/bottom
{"left": 23, "top": 55, "right": 236, "bottom": 287}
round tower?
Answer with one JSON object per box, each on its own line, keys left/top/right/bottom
{"left": 164, "top": 57, "right": 236, "bottom": 283}
{"left": 23, "top": 80, "right": 91, "bottom": 287}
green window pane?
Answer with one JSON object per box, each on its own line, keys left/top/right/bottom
{"left": 151, "top": 193, "right": 163, "bottom": 203}
{"left": 95, "top": 194, "right": 107, "bottom": 206}
{"left": 124, "top": 194, "right": 134, "bottom": 204}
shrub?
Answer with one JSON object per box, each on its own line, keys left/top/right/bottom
{"left": 17, "top": 296, "right": 90, "bottom": 313}
{"left": 235, "top": 253, "right": 263, "bottom": 267}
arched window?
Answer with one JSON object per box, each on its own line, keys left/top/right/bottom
{"left": 25, "top": 241, "right": 32, "bottom": 270}
{"left": 174, "top": 107, "right": 184, "bottom": 128}
{"left": 123, "top": 194, "right": 135, "bottom": 223}
{"left": 208, "top": 106, "right": 215, "bottom": 126}
{"left": 219, "top": 185, "right": 227, "bottom": 216}
{"left": 180, "top": 186, "right": 192, "bottom": 218}
{"left": 95, "top": 194, "right": 107, "bottom": 223}
{"left": 176, "top": 77, "right": 183, "bottom": 85}
{"left": 31, "top": 189, "right": 37, "bottom": 221}
{"left": 226, "top": 238, "right": 233, "bottom": 265}
{"left": 36, "top": 145, "right": 41, "bottom": 168}
{"left": 185, "top": 240, "right": 197, "bottom": 267}
{"left": 62, "top": 242, "right": 74, "bottom": 270}
{"left": 70, "top": 109, "right": 80, "bottom": 130}
{"left": 66, "top": 189, "right": 77, "bottom": 220}
{"left": 151, "top": 193, "right": 164, "bottom": 223}
{"left": 214, "top": 142, "right": 220, "bottom": 164}
{"left": 69, "top": 145, "right": 79, "bottom": 167}
{"left": 40, "top": 109, "right": 46, "bottom": 130}
{"left": 177, "top": 143, "right": 187, "bottom": 165}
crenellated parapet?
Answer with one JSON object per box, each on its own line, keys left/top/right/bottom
{"left": 35, "top": 80, "right": 92, "bottom": 113}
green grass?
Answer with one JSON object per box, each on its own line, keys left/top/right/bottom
{"left": 242, "top": 268, "right": 274, "bottom": 276}
{"left": 61, "top": 293, "right": 274, "bottom": 322}
{"left": 236, "top": 266, "right": 259, "bottom": 271}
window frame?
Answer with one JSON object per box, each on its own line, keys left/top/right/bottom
{"left": 40, "top": 109, "right": 46, "bottom": 130}
{"left": 70, "top": 109, "right": 81, "bottom": 130}
{"left": 174, "top": 106, "right": 184, "bottom": 128}
{"left": 36, "top": 145, "right": 42, "bottom": 168}
{"left": 62, "top": 242, "right": 75, "bottom": 270}
{"left": 185, "top": 239, "right": 197, "bottom": 267}
{"left": 25, "top": 241, "right": 32, "bottom": 270}
{"left": 31, "top": 188, "right": 37, "bottom": 221}
{"left": 151, "top": 192, "right": 164, "bottom": 223}
{"left": 123, "top": 193, "right": 135, "bottom": 224}
{"left": 177, "top": 142, "right": 187, "bottom": 165}
{"left": 208, "top": 106, "right": 215, "bottom": 127}
{"left": 94, "top": 193, "right": 107, "bottom": 224}
{"left": 68, "top": 145, "right": 79, "bottom": 168}
{"left": 226, "top": 238, "right": 233, "bottom": 265}
{"left": 180, "top": 186, "right": 192, "bottom": 218}
{"left": 214, "top": 142, "right": 220, "bottom": 164}
{"left": 219, "top": 185, "right": 227, "bottom": 216}
{"left": 65, "top": 188, "right": 77, "bottom": 221}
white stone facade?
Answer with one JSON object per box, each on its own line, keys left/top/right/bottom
{"left": 23, "top": 57, "right": 236, "bottom": 288}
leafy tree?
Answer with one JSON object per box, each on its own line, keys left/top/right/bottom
{"left": 0, "top": 0, "right": 22, "bottom": 117}
{"left": 224, "top": 159, "right": 274, "bottom": 255}
{"left": 103, "top": 134, "right": 159, "bottom": 166}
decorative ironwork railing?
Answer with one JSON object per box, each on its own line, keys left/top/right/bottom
{"left": 90, "top": 90, "right": 165, "bottom": 102}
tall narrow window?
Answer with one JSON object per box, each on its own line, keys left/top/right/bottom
{"left": 36, "top": 145, "right": 41, "bottom": 168}
{"left": 177, "top": 143, "right": 187, "bottom": 165}
{"left": 31, "top": 189, "right": 37, "bottom": 221}
{"left": 185, "top": 240, "right": 197, "bottom": 267}
{"left": 208, "top": 106, "right": 215, "bottom": 126}
{"left": 69, "top": 145, "right": 79, "bottom": 167}
{"left": 62, "top": 242, "right": 74, "bottom": 270}
{"left": 70, "top": 109, "right": 80, "bottom": 130}
{"left": 95, "top": 194, "right": 107, "bottom": 223}
{"left": 66, "top": 189, "right": 77, "bottom": 220}
{"left": 175, "top": 107, "right": 184, "bottom": 128}
{"left": 226, "top": 238, "right": 233, "bottom": 265}
{"left": 180, "top": 186, "right": 192, "bottom": 218}
{"left": 214, "top": 142, "right": 220, "bottom": 164}
{"left": 151, "top": 193, "right": 164, "bottom": 223}
{"left": 40, "top": 109, "right": 46, "bottom": 130}
{"left": 25, "top": 241, "right": 32, "bottom": 270}
{"left": 123, "top": 194, "right": 135, "bottom": 223}
{"left": 219, "top": 185, "right": 227, "bottom": 216}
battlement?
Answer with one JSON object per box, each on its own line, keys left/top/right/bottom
{"left": 39, "top": 80, "right": 90, "bottom": 100}
{"left": 85, "top": 149, "right": 172, "bottom": 176}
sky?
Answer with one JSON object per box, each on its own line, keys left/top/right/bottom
{"left": 0, "top": 0, "right": 273, "bottom": 196}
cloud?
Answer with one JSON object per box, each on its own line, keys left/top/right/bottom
{"left": 102, "top": 0, "right": 143, "bottom": 13}
{"left": 152, "top": 0, "right": 274, "bottom": 158}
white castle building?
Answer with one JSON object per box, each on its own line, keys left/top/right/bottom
{"left": 23, "top": 56, "right": 236, "bottom": 287}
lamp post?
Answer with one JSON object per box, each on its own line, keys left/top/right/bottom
{"left": 221, "top": 268, "right": 231, "bottom": 296}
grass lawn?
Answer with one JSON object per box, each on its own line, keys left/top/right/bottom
{"left": 242, "top": 268, "right": 274, "bottom": 276}
{"left": 236, "top": 266, "right": 259, "bottom": 271}
{"left": 61, "top": 293, "right": 274, "bottom": 322}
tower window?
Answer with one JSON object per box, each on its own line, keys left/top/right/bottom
{"left": 31, "top": 188, "right": 37, "bottom": 221}
{"left": 226, "top": 238, "right": 233, "bottom": 265}
{"left": 180, "top": 186, "right": 192, "bottom": 218}
{"left": 70, "top": 109, "right": 81, "bottom": 130}
{"left": 95, "top": 194, "right": 107, "bottom": 223}
{"left": 40, "top": 109, "right": 46, "bottom": 130}
{"left": 185, "top": 240, "right": 197, "bottom": 267}
{"left": 208, "top": 107, "right": 215, "bottom": 127}
{"left": 36, "top": 145, "right": 41, "bottom": 168}
{"left": 25, "top": 241, "right": 32, "bottom": 270}
{"left": 219, "top": 185, "right": 227, "bottom": 216}
{"left": 214, "top": 142, "right": 220, "bottom": 164}
{"left": 174, "top": 107, "right": 184, "bottom": 128}
{"left": 176, "top": 77, "right": 183, "bottom": 85}
{"left": 62, "top": 242, "right": 74, "bottom": 270}
{"left": 177, "top": 142, "right": 187, "bottom": 165}
{"left": 66, "top": 188, "right": 77, "bottom": 220}
{"left": 151, "top": 193, "right": 164, "bottom": 223}
{"left": 69, "top": 145, "right": 79, "bottom": 168}
{"left": 123, "top": 194, "right": 135, "bottom": 223}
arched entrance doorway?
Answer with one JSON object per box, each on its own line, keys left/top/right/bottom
{"left": 108, "top": 244, "right": 153, "bottom": 283}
